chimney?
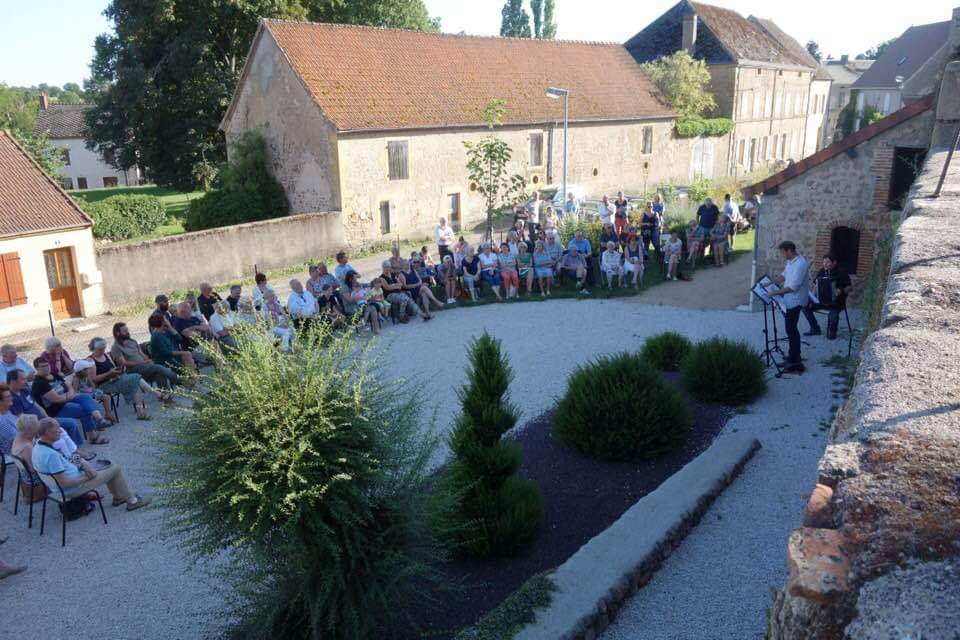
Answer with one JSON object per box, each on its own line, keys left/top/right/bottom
{"left": 840, "top": 54, "right": 849, "bottom": 64}
{"left": 39, "top": 93, "right": 49, "bottom": 110}
{"left": 682, "top": 14, "right": 698, "bottom": 55}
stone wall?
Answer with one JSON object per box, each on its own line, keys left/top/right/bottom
{"left": 768, "top": 149, "right": 960, "bottom": 639}
{"left": 755, "top": 109, "right": 935, "bottom": 295}
{"left": 96, "top": 211, "right": 343, "bottom": 305}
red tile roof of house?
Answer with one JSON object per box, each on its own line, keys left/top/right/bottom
{"left": 0, "top": 129, "right": 92, "bottom": 238}
{"left": 34, "top": 103, "right": 91, "bottom": 139}
{"left": 744, "top": 93, "right": 935, "bottom": 199}
{"left": 691, "top": 3, "right": 812, "bottom": 68}
{"left": 747, "top": 15, "right": 822, "bottom": 70}
{"left": 235, "top": 20, "right": 674, "bottom": 133}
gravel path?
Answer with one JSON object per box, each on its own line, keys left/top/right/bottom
{"left": 0, "top": 298, "right": 847, "bottom": 639}
{"left": 601, "top": 325, "right": 850, "bottom": 640}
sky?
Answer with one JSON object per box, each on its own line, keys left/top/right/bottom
{"left": 1, "top": 0, "right": 956, "bottom": 87}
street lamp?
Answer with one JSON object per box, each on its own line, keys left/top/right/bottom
{"left": 546, "top": 86, "right": 569, "bottom": 215}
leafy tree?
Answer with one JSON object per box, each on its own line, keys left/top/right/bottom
{"left": 531, "top": 0, "right": 542, "bottom": 37}
{"left": 806, "top": 40, "right": 822, "bottom": 63}
{"left": 57, "top": 90, "right": 84, "bottom": 105}
{"left": 642, "top": 50, "right": 716, "bottom": 118}
{"left": 444, "top": 333, "right": 543, "bottom": 557}
{"left": 10, "top": 129, "right": 65, "bottom": 177}
{"left": 0, "top": 84, "right": 40, "bottom": 133}
{"left": 462, "top": 100, "right": 527, "bottom": 240}
{"left": 857, "top": 38, "right": 896, "bottom": 60}
{"left": 530, "top": 0, "right": 556, "bottom": 39}
{"left": 500, "top": 0, "right": 532, "bottom": 37}
{"left": 62, "top": 82, "right": 84, "bottom": 97}
{"left": 86, "top": 0, "right": 439, "bottom": 189}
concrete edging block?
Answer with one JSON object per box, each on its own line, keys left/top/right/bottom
{"left": 516, "top": 433, "right": 761, "bottom": 640}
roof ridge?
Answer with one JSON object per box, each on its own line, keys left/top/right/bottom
{"left": 261, "top": 18, "right": 623, "bottom": 48}
{"left": 0, "top": 128, "right": 94, "bottom": 227}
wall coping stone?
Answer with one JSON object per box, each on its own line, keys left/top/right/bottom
{"left": 516, "top": 433, "right": 760, "bottom": 640}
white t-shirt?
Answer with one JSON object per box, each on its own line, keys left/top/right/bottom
{"left": 665, "top": 238, "right": 682, "bottom": 257}
{"left": 529, "top": 200, "right": 541, "bottom": 224}
{"left": 435, "top": 224, "right": 454, "bottom": 246}
{"left": 479, "top": 252, "right": 499, "bottom": 270}
{"left": 598, "top": 201, "right": 615, "bottom": 225}
{"left": 724, "top": 200, "right": 742, "bottom": 222}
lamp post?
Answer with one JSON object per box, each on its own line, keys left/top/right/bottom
{"left": 546, "top": 86, "right": 569, "bottom": 215}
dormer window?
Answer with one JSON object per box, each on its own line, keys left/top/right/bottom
{"left": 897, "top": 56, "right": 908, "bottom": 66}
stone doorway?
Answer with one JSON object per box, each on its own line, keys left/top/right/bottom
{"left": 889, "top": 147, "right": 927, "bottom": 209}
{"left": 830, "top": 226, "right": 861, "bottom": 276}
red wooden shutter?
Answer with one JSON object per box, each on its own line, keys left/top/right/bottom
{"left": 0, "top": 252, "right": 28, "bottom": 308}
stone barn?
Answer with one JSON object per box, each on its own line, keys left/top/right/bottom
{"left": 744, "top": 94, "right": 936, "bottom": 295}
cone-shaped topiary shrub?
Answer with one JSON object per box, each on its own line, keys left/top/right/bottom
{"left": 553, "top": 353, "right": 692, "bottom": 461}
{"left": 680, "top": 336, "right": 768, "bottom": 405}
{"left": 445, "top": 332, "right": 543, "bottom": 558}
{"left": 640, "top": 331, "right": 693, "bottom": 371}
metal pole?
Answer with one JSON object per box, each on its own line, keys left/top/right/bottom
{"left": 48, "top": 310, "right": 55, "bottom": 336}
{"left": 749, "top": 199, "right": 761, "bottom": 312}
{"left": 563, "top": 93, "right": 568, "bottom": 218}
{"left": 932, "top": 123, "right": 960, "bottom": 198}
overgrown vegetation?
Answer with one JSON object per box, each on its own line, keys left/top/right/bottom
{"left": 860, "top": 215, "right": 900, "bottom": 338}
{"left": 554, "top": 353, "right": 691, "bottom": 461}
{"left": 10, "top": 128, "right": 65, "bottom": 177}
{"left": 444, "top": 333, "right": 543, "bottom": 558}
{"left": 454, "top": 572, "right": 556, "bottom": 640}
{"left": 641, "top": 51, "right": 717, "bottom": 119}
{"left": 674, "top": 116, "right": 735, "bottom": 138}
{"left": 157, "top": 321, "right": 450, "bottom": 640}
{"left": 185, "top": 131, "right": 289, "bottom": 231}
{"left": 81, "top": 194, "right": 167, "bottom": 240}
{"left": 557, "top": 215, "right": 602, "bottom": 250}
{"left": 680, "top": 337, "right": 767, "bottom": 406}
{"left": 641, "top": 332, "right": 693, "bottom": 372}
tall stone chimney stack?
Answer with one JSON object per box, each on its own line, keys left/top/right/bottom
{"left": 39, "top": 93, "right": 49, "bottom": 110}
{"left": 682, "top": 14, "right": 698, "bottom": 55}
{"left": 840, "top": 54, "right": 849, "bottom": 64}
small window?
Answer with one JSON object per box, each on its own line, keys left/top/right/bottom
{"left": 760, "top": 136, "right": 768, "bottom": 160}
{"left": 737, "top": 139, "right": 745, "bottom": 165}
{"left": 529, "top": 133, "right": 544, "bottom": 167}
{"left": 62, "top": 148, "right": 71, "bottom": 166}
{"left": 757, "top": 68, "right": 762, "bottom": 75}
{"left": 897, "top": 56, "right": 908, "bottom": 66}
{"left": 379, "top": 201, "right": 391, "bottom": 234}
{"left": 103, "top": 148, "right": 115, "bottom": 165}
{"left": 62, "top": 177, "right": 73, "bottom": 190}
{"left": 641, "top": 126, "right": 653, "bottom": 154}
{"left": 103, "top": 176, "right": 118, "bottom": 188}
{"left": 387, "top": 141, "right": 408, "bottom": 181}
{"left": 781, "top": 134, "right": 788, "bottom": 159}
{"left": 77, "top": 177, "right": 88, "bottom": 190}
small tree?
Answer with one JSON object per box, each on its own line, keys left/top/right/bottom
{"left": 11, "top": 129, "right": 65, "bottom": 178}
{"left": 805, "top": 40, "right": 822, "bottom": 63}
{"left": 500, "top": 0, "right": 532, "bottom": 37}
{"left": 445, "top": 333, "right": 543, "bottom": 557}
{"left": 642, "top": 51, "right": 716, "bottom": 118}
{"left": 463, "top": 100, "right": 527, "bottom": 240}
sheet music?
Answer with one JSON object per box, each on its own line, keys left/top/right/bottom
{"left": 752, "top": 275, "right": 787, "bottom": 314}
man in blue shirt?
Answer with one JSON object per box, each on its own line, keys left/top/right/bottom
{"left": 32, "top": 418, "right": 150, "bottom": 510}
{"left": 7, "top": 369, "right": 86, "bottom": 453}
{"left": 696, "top": 197, "right": 720, "bottom": 233}
{"left": 567, "top": 231, "right": 595, "bottom": 285}
{"left": 1, "top": 344, "right": 34, "bottom": 384}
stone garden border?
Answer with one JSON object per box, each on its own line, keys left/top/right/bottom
{"left": 515, "top": 433, "right": 761, "bottom": 640}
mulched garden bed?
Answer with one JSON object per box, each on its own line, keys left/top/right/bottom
{"left": 400, "top": 373, "right": 734, "bottom": 639}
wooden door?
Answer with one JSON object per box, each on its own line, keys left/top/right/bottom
{"left": 43, "top": 248, "right": 81, "bottom": 319}
{"left": 448, "top": 193, "right": 461, "bottom": 232}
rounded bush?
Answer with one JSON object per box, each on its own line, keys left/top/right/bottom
{"left": 85, "top": 194, "right": 166, "bottom": 240}
{"left": 641, "top": 331, "right": 692, "bottom": 371}
{"left": 553, "top": 353, "right": 692, "bottom": 461}
{"left": 680, "top": 337, "right": 767, "bottom": 405}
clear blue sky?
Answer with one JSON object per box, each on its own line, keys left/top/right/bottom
{"left": 1, "top": 0, "right": 956, "bottom": 87}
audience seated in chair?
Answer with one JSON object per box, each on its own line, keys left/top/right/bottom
{"left": 803, "top": 254, "right": 852, "bottom": 340}
{"left": 110, "top": 322, "right": 183, "bottom": 389}
{"left": 31, "top": 358, "right": 110, "bottom": 446}
{"left": 600, "top": 241, "right": 625, "bottom": 288}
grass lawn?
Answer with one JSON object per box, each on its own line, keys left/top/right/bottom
{"left": 69, "top": 184, "right": 203, "bottom": 243}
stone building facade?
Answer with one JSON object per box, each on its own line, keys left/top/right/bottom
{"left": 745, "top": 95, "right": 936, "bottom": 297}
{"left": 223, "top": 20, "right": 724, "bottom": 249}
{"left": 626, "top": 1, "right": 831, "bottom": 177}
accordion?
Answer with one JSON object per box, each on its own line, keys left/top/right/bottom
{"left": 815, "top": 273, "right": 839, "bottom": 306}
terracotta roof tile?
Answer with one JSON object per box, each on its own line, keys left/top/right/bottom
{"left": 0, "top": 130, "right": 92, "bottom": 238}
{"left": 34, "top": 104, "right": 91, "bottom": 139}
{"left": 692, "top": 3, "right": 810, "bottom": 68}
{"left": 257, "top": 20, "right": 674, "bottom": 132}
{"left": 747, "top": 16, "right": 821, "bottom": 69}
{"left": 743, "top": 94, "right": 935, "bottom": 198}
{"left": 853, "top": 20, "right": 950, "bottom": 90}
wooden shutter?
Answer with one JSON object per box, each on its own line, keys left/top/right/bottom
{"left": 529, "top": 133, "right": 543, "bottom": 166}
{"left": 387, "top": 141, "right": 408, "bottom": 180}
{"left": 642, "top": 127, "right": 653, "bottom": 154}
{"left": 380, "top": 201, "right": 391, "bottom": 234}
{"left": 0, "top": 252, "right": 28, "bottom": 309}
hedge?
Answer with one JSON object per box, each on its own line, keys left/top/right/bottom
{"left": 680, "top": 337, "right": 767, "bottom": 405}
{"left": 84, "top": 194, "right": 167, "bottom": 240}
{"left": 674, "top": 117, "right": 736, "bottom": 138}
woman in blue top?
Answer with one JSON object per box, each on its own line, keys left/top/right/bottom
{"left": 461, "top": 246, "right": 482, "bottom": 302}
{"left": 532, "top": 240, "right": 554, "bottom": 297}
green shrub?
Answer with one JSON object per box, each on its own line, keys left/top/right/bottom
{"left": 558, "top": 216, "right": 602, "bottom": 254}
{"left": 674, "top": 116, "right": 735, "bottom": 138}
{"left": 641, "top": 332, "right": 693, "bottom": 372}
{"left": 84, "top": 194, "right": 166, "bottom": 240}
{"left": 445, "top": 333, "right": 543, "bottom": 558}
{"left": 554, "top": 353, "right": 691, "bottom": 461}
{"left": 156, "top": 321, "right": 449, "bottom": 639}
{"left": 680, "top": 337, "right": 767, "bottom": 405}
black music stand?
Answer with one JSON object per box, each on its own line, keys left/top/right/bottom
{"left": 752, "top": 274, "right": 786, "bottom": 376}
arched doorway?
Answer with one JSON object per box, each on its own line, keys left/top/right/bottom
{"left": 831, "top": 226, "right": 861, "bottom": 275}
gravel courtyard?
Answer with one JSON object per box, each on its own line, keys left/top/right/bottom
{"left": 0, "top": 298, "right": 848, "bottom": 639}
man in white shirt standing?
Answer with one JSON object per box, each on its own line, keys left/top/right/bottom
{"left": 527, "top": 191, "right": 542, "bottom": 236}
{"left": 770, "top": 241, "right": 809, "bottom": 372}
{"left": 435, "top": 217, "right": 455, "bottom": 260}
{"left": 724, "top": 194, "right": 744, "bottom": 248}
{"left": 597, "top": 195, "right": 615, "bottom": 227}
{"left": 286, "top": 279, "right": 318, "bottom": 331}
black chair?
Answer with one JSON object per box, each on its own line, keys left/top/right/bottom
{"left": 812, "top": 304, "right": 855, "bottom": 358}
{"left": 107, "top": 392, "right": 122, "bottom": 420}
{"left": 38, "top": 470, "right": 108, "bottom": 547}
{"left": 10, "top": 453, "right": 42, "bottom": 529}
{"left": 0, "top": 453, "right": 8, "bottom": 503}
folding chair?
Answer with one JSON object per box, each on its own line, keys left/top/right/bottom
{"left": 0, "top": 453, "right": 8, "bottom": 502}
{"left": 38, "top": 471, "right": 108, "bottom": 547}
{"left": 10, "top": 454, "right": 44, "bottom": 529}
{"left": 813, "top": 304, "right": 856, "bottom": 358}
